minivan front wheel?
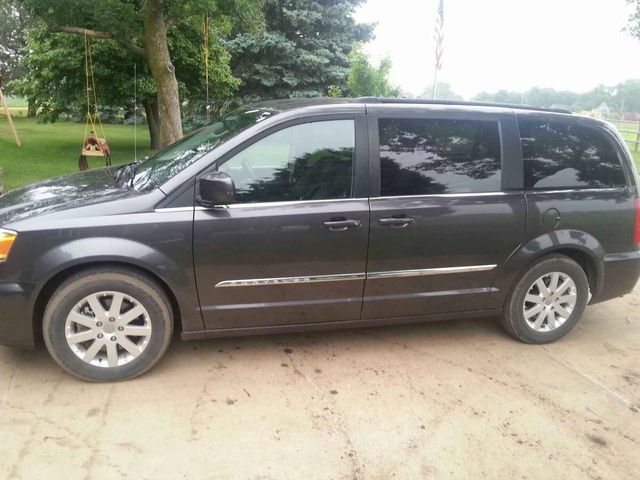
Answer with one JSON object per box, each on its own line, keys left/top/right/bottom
{"left": 43, "top": 269, "right": 173, "bottom": 382}
{"left": 502, "top": 255, "right": 589, "bottom": 343}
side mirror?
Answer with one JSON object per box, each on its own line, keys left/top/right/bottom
{"left": 197, "top": 172, "right": 236, "bottom": 207}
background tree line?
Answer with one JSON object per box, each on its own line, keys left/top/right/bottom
{"left": 2, "top": 0, "right": 640, "bottom": 150}
{"left": 472, "top": 80, "right": 640, "bottom": 114}
{"left": 0, "top": 0, "right": 382, "bottom": 148}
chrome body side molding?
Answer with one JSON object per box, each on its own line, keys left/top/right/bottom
{"left": 215, "top": 272, "right": 366, "bottom": 288}
{"left": 367, "top": 264, "right": 497, "bottom": 279}
{"left": 214, "top": 264, "right": 497, "bottom": 288}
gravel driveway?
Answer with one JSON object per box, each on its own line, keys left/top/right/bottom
{"left": 1, "top": 284, "right": 639, "bottom": 479}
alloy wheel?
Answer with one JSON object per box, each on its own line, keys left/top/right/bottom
{"left": 64, "top": 291, "right": 152, "bottom": 368}
{"left": 522, "top": 272, "right": 577, "bottom": 332}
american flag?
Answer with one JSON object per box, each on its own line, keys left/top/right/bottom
{"left": 433, "top": 0, "right": 444, "bottom": 98}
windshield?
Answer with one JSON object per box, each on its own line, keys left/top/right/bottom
{"left": 130, "top": 107, "right": 278, "bottom": 191}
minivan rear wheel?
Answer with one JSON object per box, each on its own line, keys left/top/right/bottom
{"left": 502, "top": 255, "right": 589, "bottom": 343}
{"left": 43, "top": 268, "right": 173, "bottom": 382}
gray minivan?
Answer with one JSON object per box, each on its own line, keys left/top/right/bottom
{"left": 0, "top": 98, "right": 638, "bottom": 381}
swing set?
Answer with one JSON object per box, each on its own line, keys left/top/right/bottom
{"left": 78, "top": 34, "right": 111, "bottom": 171}
{"left": 78, "top": 14, "right": 212, "bottom": 171}
{"left": 0, "top": 73, "right": 22, "bottom": 147}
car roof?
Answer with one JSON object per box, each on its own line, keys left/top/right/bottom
{"left": 249, "top": 97, "right": 573, "bottom": 115}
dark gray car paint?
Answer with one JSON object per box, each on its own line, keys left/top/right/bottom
{"left": 0, "top": 100, "right": 638, "bottom": 348}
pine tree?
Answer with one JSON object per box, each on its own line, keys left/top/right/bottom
{"left": 227, "top": 0, "right": 373, "bottom": 101}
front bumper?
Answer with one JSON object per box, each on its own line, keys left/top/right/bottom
{"left": 0, "top": 282, "right": 35, "bottom": 348}
{"left": 593, "top": 251, "right": 640, "bottom": 304}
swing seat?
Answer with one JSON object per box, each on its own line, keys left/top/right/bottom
{"left": 81, "top": 137, "right": 111, "bottom": 157}
{"left": 81, "top": 147, "right": 106, "bottom": 157}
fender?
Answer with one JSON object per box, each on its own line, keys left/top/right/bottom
{"left": 27, "top": 237, "right": 204, "bottom": 332}
{"left": 487, "top": 229, "right": 605, "bottom": 309}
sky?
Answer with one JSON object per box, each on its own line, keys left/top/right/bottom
{"left": 354, "top": 0, "right": 640, "bottom": 99}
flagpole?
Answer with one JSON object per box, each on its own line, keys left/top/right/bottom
{"left": 433, "top": 0, "right": 444, "bottom": 99}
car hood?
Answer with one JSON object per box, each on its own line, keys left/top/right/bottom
{"left": 0, "top": 168, "right": 131, "bottom": 225}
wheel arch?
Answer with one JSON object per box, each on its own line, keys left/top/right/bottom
{"left": 30, "top": 241, "right": 190, "bottom": 344}
{"left": 488, "top": 229, "right": 605, "bottom": 309}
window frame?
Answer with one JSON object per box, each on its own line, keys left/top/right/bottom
{"left": 195, "top": 113, "right": 370, "bottom": 206}
{"left": 367, "top": 107, "right": 522, "bottom": 198}
{"left": 515, "top": 112, "right": 633, "bottom": 192}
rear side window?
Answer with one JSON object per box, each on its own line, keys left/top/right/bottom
{"left": 519, "top": 119, "right": 626, "bottom": 190}
{"left": 378, "top": 118, "right": 502, "bottom": 196}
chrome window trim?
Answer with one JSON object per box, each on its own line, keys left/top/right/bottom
{"left": 370, "top": 192, "right": 521, "bottom": 201}
{"left": 527, "top": 187, "right": 627, "bottom": 195}
{"left": 196, "top": 197, "right": 368, "bottom": 210}
{"left": 155, "top": 206, "right": 196, "bottom": 213}
{"left": 158, "top": 187, "right": 626, "bottom": 212}
{"left": 214, "top": 264, "right": 497, "bottom": 287}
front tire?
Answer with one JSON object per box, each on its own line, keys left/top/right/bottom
{"left": 502, "top": 255, "right": 589, "bottom": 344}
{"left": 43, "top": 268, "right": 173, "bottom": 382}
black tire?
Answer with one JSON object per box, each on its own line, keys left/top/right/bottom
{"left": 502, "top": 254, "right": 589, "bottom": 344}
{"left": 43, "top": 268, "right": 173, "bottom": 382}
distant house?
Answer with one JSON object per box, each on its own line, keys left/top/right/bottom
{"left": 623, "top": 112, "right": 640, "bottom": 122}
{"left": 578, "top": 102, "right": 611, "bottom": 119}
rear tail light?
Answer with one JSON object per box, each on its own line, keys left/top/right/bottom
{"left": 634, "top": 198, "right": 640, "bottom": 245}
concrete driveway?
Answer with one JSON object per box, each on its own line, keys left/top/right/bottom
{"left": 1, "top": 285, "right": 639, "bottom": 480}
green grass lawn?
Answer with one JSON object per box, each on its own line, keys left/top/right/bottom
{"left": 613, "top": 121, "right": 640, "bottom": 170}
{"left": 630, "top": 148, "right": 640, "bottom": 171}
{"left": 3, "top": 96, "right": 26, "bottom": 107}
{"left": 0, "top": 117, "right": 151, "bottom": 191}
{"left": 1, "top": 96, "right": 28, "bottom": 117}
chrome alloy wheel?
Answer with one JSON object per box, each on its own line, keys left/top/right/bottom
{"left": 65, "top": 291, "right": 152, "bottom": 368}
{"left": 523, "top": 272, "right": 577, "bottom": 332}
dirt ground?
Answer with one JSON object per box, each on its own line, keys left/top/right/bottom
{"left": 1, "top": 284, "right": 639, "bottom": 480}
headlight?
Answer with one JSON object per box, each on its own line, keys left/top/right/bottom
{"left": 0, "top": 228, "right": 17, "bottom": 262}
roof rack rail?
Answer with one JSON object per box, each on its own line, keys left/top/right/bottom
{"left": 353, "top": 97, "right": 572, "bottom": 114}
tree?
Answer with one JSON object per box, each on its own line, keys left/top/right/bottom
{"left": 19, "top": 0, "right": 261, "bottom": 146}
{"left": 418, "top": 82, "right": 462, "bottom": 100}
{"left": 0, "top": 0, "right": 29, "bottom": 95}
{"left": 227, "top": 0, "right": 373, "bottom": 102}
{"left": 13, "top": 25, "right": 163, "bottom": 146}
{"left": 13, "top": 18, "right": 240, "bottom": 148}
{"left": 347, "top": 50, "right": 400, "bottom": 97}
{"left": 626, "top": 0, "right": 640, "bottom": 40}
{"left": 473, "top": 89, "right": 522, "bottom": 104}
{"left": 614, "top": 79, "right": 640, "bottom": 112}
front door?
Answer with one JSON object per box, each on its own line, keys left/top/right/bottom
{"left": 194, "top": 116, "right": 370, "bottom": 330}
{"left": 363, "top": 109, "right": 526, "bottom": 318}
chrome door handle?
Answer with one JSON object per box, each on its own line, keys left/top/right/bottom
{"left": 322, "top": 218, "right": 361, "bottom": 232}
{"left": 378, "top": 216, "right": 416, "bottom": 228}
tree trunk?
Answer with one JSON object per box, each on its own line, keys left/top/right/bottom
{"left": 143, "top": 98, "right": 162, "bottom": 150}
{"left": 27, "top": 100, "right": 36, "bottom": 118}
{"left": 142, "top": 0, "right": 183, "bottom": 147}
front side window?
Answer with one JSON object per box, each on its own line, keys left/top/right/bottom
{"left": 379, "top": 118, "right": 502, "bottom": 196}
{"left": 218, "top": 120, "right": 355, "bottom": 203}
{"left": 519, "top": 119, "right": 626, "bottom": 190}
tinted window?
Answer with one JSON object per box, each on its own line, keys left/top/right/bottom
{"left": 519, "top": 119, "right": 626, "bottom": 190}
{"left": 379, "top": 118, "right": 501, "bottom": 196}
{"left": 218, "top": 120, "right": 354, "bottom": 203}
